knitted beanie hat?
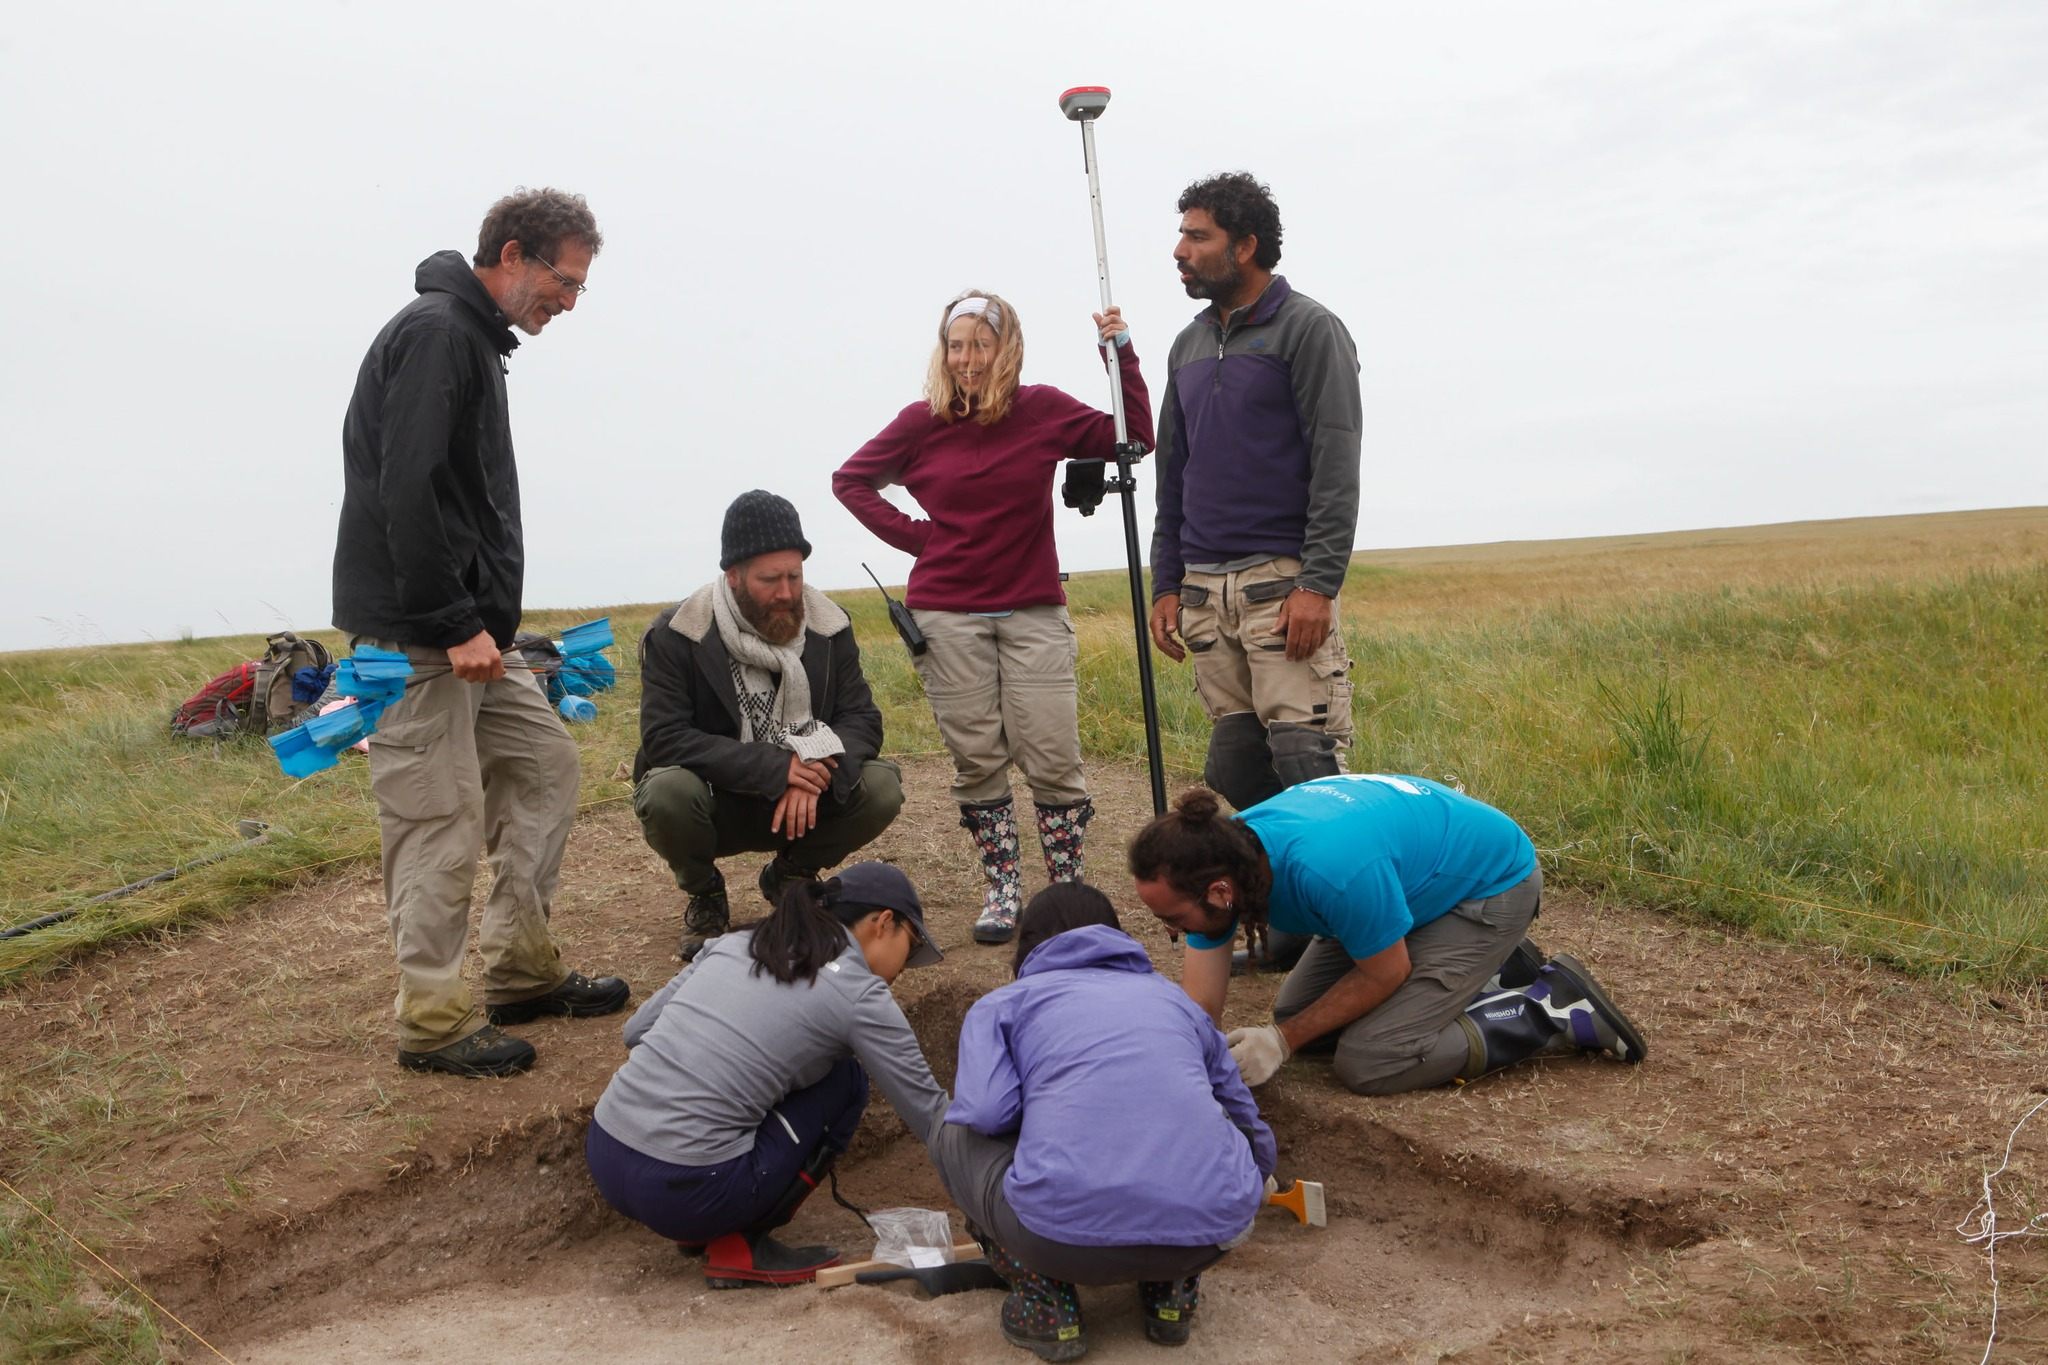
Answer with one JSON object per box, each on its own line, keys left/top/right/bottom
{"left": 720, "top": 490, "right": 812, "bottom": 569}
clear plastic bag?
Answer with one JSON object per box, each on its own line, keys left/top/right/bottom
{"left": 867, "top": 1206, "right": 956, "bottom": 1268}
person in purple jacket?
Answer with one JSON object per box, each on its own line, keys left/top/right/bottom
{"left": 834, "top": 292, "right": 1152, "bottom": 947}
{"left": 929, "top": 884, "right": 1275, "bottom": 1359}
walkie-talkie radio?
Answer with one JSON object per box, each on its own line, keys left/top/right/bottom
{"left": 862, "top": 564, "right": 928, "bottom": 656}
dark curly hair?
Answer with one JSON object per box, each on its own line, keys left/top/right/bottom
{"left": 474, "top": 187, "right": 605, "bottom": 268}
{"left": 1127, "top": 788, "right": 1273, "bottom": 930}
{"left": 1177, "top": 172, "right": 1281, "bottom": 270}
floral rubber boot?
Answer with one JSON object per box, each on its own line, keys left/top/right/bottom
{"left": 1032, "top": 798, "right": 1093, "bottom": 885}
{"left": 960, "top": 800, "right": 1025, "bottom": 945}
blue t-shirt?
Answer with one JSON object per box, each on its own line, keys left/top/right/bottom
{"left": 1186, "top": 775, "right": 1538, "bottom": 961}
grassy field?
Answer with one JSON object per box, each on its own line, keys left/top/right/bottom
{"left": 3, "top": 507, "right": 2045, "bottom": 985}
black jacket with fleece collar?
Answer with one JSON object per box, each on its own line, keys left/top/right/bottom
{"left": 333, "top": 250, "right": 525, "bottom": 649}
{"left": 633, "top": 583, "right": 886, "bottom": 804}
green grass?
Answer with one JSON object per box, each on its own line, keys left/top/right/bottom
{"left": 0, "top": 1197, "right": 165, "bottom": 1363}
{"left": 3, "top": 531, "right": 2045, "bottom": 984}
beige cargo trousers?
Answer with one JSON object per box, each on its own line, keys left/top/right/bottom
{"left": 1179, "top": 556, "right": 1354, "bottom": 754}
{"left": 361, "top": 641, "right": 576, "bottom": 1052}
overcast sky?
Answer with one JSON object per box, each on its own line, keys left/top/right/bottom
{"left": 3, "top": 0, "right": 2041, "bottom": 653}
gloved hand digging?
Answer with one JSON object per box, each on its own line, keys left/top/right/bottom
{"left": 1225, "top": 1023, "right": 1291, "bottom": 1086}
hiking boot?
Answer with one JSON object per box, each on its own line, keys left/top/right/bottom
{"left": 397, "top": 1025, "right": 535, "bottom": 1078}
{"left": 961, "top": 801, "right": 1024, "bottom": 945}
{"left": 1138, "top": 1275, "right": 1201, "bottom": 1346}
{"left": 980, "top": 1233, "right": 1085, "bottom": 1361}
{"left": 487, "top": 971, "right": 631, "bottom": 1026}
{"left": 1540, "top": 954, "right": 1648, "bottom": 1063}
{"left": 703, "top": 1231, "right": 841, "bottom": 1288}
{"left": 757, "top": 854, "right": 811, "bottom": 909}
{"left": 678, "top": 874, "right": 731, "bottom": 961}
{"left": 1482, "top": 937, "right": 1549, "bottom": 993}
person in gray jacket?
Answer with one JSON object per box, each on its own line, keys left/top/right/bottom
{"left": 1146, "top": 172, "right": 1364, "bottom": 973}
{"left": 585, "top": 862, "right": 948, "bottom": 1288}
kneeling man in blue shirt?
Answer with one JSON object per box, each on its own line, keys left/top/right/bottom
{"left": 1128, "top": 775, "right": 1646, "bottom": 1094}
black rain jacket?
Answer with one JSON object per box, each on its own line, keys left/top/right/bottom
{"left": 633, "top": 585, "right": 885, "bottom": 805}
{"left": 333, "top": 250, "right": 525, "bottom": 649}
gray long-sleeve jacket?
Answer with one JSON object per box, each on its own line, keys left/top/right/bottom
{"left": 594, "top": 929, "right": 949, "bottom": 1167}
{"left": 1149, "top": 276, "right": 1362, "bottom": 599}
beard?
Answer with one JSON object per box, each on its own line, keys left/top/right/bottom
{"left": 735, "top": 579, "right": 804, "bottom": 645}
{"left": 1180, "top": 252, "right": 1243, "bottom": 302}
{"left": 497, "top": 277, "right": 555, "bottom": 336}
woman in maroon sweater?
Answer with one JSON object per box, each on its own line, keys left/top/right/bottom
{"left": 833, "top": 290, "right": 1152, "bottom": 944}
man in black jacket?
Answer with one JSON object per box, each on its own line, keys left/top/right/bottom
{"left": 334, "top": 188, "right": 628, "bottom": 1079}
{"left": 635, "top": 491, "right": 905, "bottom": 959}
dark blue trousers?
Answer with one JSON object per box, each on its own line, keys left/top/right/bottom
{"left": 586, "top": 1057, "right": 868, "bottom": 1245}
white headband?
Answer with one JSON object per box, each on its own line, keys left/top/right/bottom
{"left": 945, "top": 296, "right": 1004, "bottom": 333}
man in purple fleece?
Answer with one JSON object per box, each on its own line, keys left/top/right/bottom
{"left": 929, "top": 885, "right": 1275, "bottom": 1359}
{"left": 1146, "top": 172, "right": 1364, "bottom": 977}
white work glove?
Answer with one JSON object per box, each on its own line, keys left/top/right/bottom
{"left": 1226, "top": 1024, "right": 1292, "bottom": 1087}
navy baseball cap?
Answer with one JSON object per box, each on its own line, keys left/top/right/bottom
{"left": 833, "top": 861, "right": 943, "bottom": 968}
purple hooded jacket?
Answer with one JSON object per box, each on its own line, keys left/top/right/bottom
{"left": 944, "top": 925, "right": 1276, "bottom": 1247}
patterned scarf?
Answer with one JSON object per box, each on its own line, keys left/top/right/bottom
{"left": 711, "top": 576, "right": 845, "bottom": 764}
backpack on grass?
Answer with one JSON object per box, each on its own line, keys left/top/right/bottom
{"left": 169, "top": 661, "right": 261, "bottom": 739}
{"left": 170, "top": 632, "right": 334, "bottom": 740}
{"left": 249, "top": 632, "right": 332, "bottom": 735}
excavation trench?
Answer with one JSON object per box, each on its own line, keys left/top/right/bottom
{"left": 156, "top": 984, "right": 1709, "bottom": 1363}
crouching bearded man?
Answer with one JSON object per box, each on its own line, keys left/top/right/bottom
{"left": 633, "top": 490, "right": 905, "bottom": 959}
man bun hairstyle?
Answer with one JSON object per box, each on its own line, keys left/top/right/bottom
{"left": 748, "top": 876, "right": 889, "bottom": 986}
{"left": 1177, "top": 172, "right": 1282, "bottom": 270}
{"left": 475, "top": 187, "right": 605, "bottom": 268}
{"left": 1127, "top": 787, "right": 1273, "bottom": 927}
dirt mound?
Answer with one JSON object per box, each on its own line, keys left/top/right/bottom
{"left": 5, "top": 757, "right": 2046, "bottom": 1362}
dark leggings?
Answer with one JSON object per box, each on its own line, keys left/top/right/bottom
{"left": 928, "top": 1122, "right": 1228, "bottom": 1285}
{"left": 586, "top": 1057, "right": 868, "bottom": 1244}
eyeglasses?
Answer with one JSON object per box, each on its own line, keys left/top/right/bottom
{"left": 530, "top": 253, "right": 588, "bottom": 296}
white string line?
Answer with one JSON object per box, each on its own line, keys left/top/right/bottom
{"left": 1957, "top": 1093, "right": 2048, "bottom": 1364}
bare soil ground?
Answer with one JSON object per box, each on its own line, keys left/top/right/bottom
{"left": 6, "top": 756, "right": 2046, "bottom": 1363}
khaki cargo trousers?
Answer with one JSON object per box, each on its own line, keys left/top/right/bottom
{"left": 1178, "top": 556, "right": 1355, "bottom": 746}
{"left": 909, "top": 604, "right": 1087, "bottom": 807}
{"left": 360, "top": 640, "right": 576, "bottom": 1052}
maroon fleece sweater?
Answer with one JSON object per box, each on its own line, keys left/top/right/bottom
{"left": 833, "top": 342, "right": 1151, "bottom": 613}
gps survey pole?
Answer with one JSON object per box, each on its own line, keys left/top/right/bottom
{"left": 1058, "top": 85, "right": 1166, "bottom": 817}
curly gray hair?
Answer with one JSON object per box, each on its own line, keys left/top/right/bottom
{"left": 473, "top": 187, "right": 604, "bottom": 268}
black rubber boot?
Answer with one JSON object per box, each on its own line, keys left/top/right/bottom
{"left": 1138, "top": 1275, "right": 1201, "bottom": 1345}
{"left": 1202, "top": 712, "right": 1283, "bottom": 812}
{"left": 1480, "top": 937, "right": 1549, "bottom": 993}
{"left": 678, "top": 872, "right": 731, "bottom": 961}
{"left": 1268, "top": 720, "right": 1343, "bottom": 789}
{"left": 1456, "top": 954, "right": 1648, "bottom": 1081}
{"left": 487, "top": 970, "right": 631, "bottom": 1025}
{"left": 976, "top": 1232, "right": 1086, "bottom": 1361}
